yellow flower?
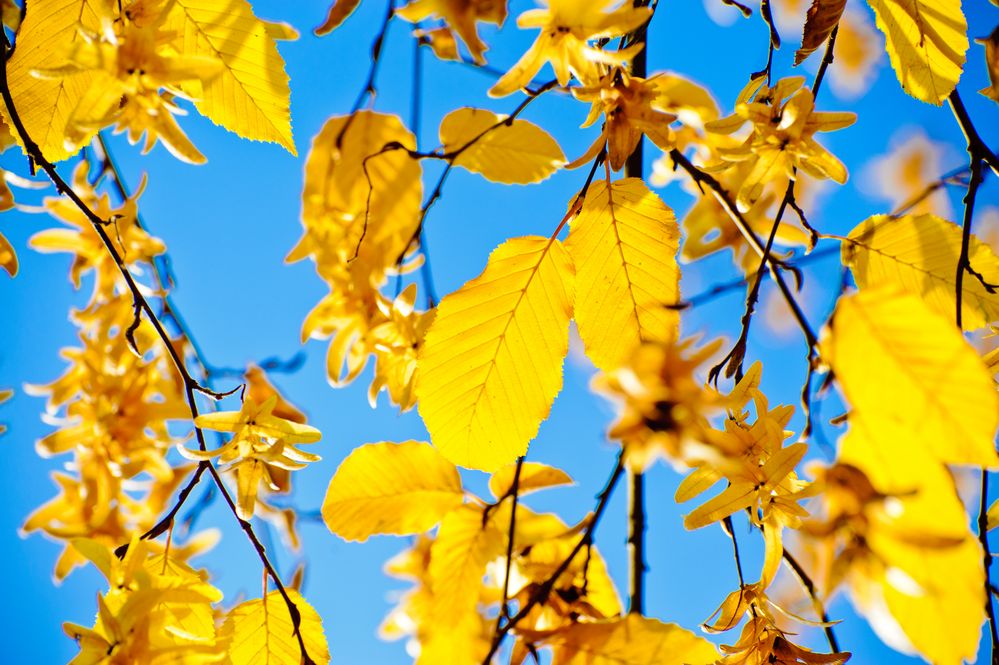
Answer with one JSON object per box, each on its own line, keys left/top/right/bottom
{"left": 181, "top": 396, "right": 322, "bottom": 519}
{"left": 396, "top": 0, "right": 508, "bottom": 64}
{"left": 706, "top": 76, "right": 855, "bottom": 211}
{"left": 568, "top": 71, "right": 678, "bottom": 171}
{"left": 488, "top": 0, "right": 650, "bottom": 97}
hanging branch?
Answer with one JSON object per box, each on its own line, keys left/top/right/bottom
{"left": 948, "top": 88, "right": 998, "bottom": 664}
{"left": 0, "top": 35, "right": 317, "bottom": 665}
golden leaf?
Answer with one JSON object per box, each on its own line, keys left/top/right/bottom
{"left": 0, "top": 0, "right": 102, "bottom": 162}
{"left": 866, "top": 0, "right": 968, "bottom": 105}
{"left": 542, "top": 614, "right": 718, "bottom": 665}
{"left": 795, "top": 0, "right": 847, "bottom": 64}
{"left": 565, "top": 178, "right": 680, "bottom": 371}
{"left": 488, "top": 461, "right": 573, "bottom": 499}
{"left": 417, "top": 236, "right": 574, "bottom": 471}
{"left": 429, "top": 504, "right": 504, "bottom": 624}
{"left": 821, "top": 286, "right": 999, "bottom": 467}
{"left": 843, "top": 213, "right": 999, "bottom": 331}
{"left": 0, "top": 231, "right": 16, "bottom": 277}
{"left": 165, "top": 0, "right": 295, "bottom": 152}
{"left": 314, "top": 0, "right": 362, "bottom": 35}
{"left": 322, "top": 441, "right": 464, "bottom": 542}
{"left": 219, "top": 590, "right": 331, "bottom": 665}
{"left": 439, "top": 107, "right": 566, "bottom": 184}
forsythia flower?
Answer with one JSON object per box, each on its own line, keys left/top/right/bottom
{"left": 706, "top": 76, "right": 855, "bottom": 211}
{"left": 568, "top": 71, "right": 678, "bottom": 171}
{"left": 489, "top": 0, "right": 650, "bottom": 97}
{"left": 396, "top": 0, "right": 508, "bottom": 64}
{"left": 592, "top": 337, "right": 737, "bottom": 471}
{"left": 180, "top": 396, "right": 322, "bottom": 519}
{"left": 37, "top": 0, "right": 222, "bottom": 163}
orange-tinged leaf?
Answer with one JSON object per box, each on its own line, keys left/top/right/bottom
{"left": 821, "top": 286, "right": 999, "bottom": 468}
{"left": 488, "top": 461, "right": 573, "bottom": 499}
{"left": 843, "top": 213, "right": 999, "bottom": 331}
{"left": 0, "top": 231, "right": 16, "bottom": 277}
{"left": 322, "top": 441, "right": 464, "bottom": 541}
{"left": 314, "top": 0, "right": 362, "bottom": 35}
{"left": 0, "top": 0, "right": 102, "bottom": 162}
{"left": 439, "top": 108, "right": 565, "bottom": 184}
{"left": 542, "top": 614, "right": 718, "bottom": 664}
{"left": 429, "top": 503, "right": 504, "bottom": 624}
{"left": 795, "top": 0, "right": 847, "bottom": 65}
{"left": 219, "top": 590, "right": 330, "bottom": 665}
{"left": 165, "top": 0, "right": 295, "bottom": 152}
{"left": 866, "top": 0, "right": 968, "bottom": 105}
{"left": 417, "top": 236, "right": 574, "bottom": 471}
{"left": 565, "top": 178, "right": 680, "bottom": 371}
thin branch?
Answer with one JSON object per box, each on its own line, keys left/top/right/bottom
{"left": 495, "top": 456, "right": 525, "bottom": 630}
{"left": 948, "top": 88, "right": 998, "bottom": 662}
{"left": 781, "top": 547, "right": 840, "bottom": 653}
{"left": 627, "top": 470, "right": 647, "bottom": 614}
{"left": 482, "top": 453, "right": 626, "bottom": 664}
{"left": 0, "top": 37, "right": 315, "bottom": 665}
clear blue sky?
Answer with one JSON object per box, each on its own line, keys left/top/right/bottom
{"left": 2, "top": 0, "right": 998, "bottom": 662}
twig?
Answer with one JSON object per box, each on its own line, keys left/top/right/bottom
{"left": 781, "top": 547, "right": 840, "bottom": 653}
{"left": 495, "top": 456, "right": 525, "bottom": 630}
{"left": 481, "top": 453, "right": 626, "bottom": 664}
{"left": 948, "top": 88, "right": 998, "bottom": 663}
{"left": 0, "top": 36, "right": 316, "bottom": 665}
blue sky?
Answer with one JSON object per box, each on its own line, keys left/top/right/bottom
{"left": 2, "top": 0, "right": 998, "bottom": 662}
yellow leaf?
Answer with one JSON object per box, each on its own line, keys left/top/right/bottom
{"left": 429, "top": 503, "right": 504, "bottom": 624}
{"left": 866, "top": 0, "right": 968, "bottom": 105}
{"left": 322, "top": 441, "right": 464, "bottom": 542}
{"left": 796, "top": 0, "right": 846, "bottom": 64}
{"left": 488, "top": 461, "right": 573, "bottom": 499}
{"left": 843, "top": 213, "right": 999, "bottom": 331}
{"left": 988, "top": 498, "right": 999, "bottom": 531}
{"left": 314, "top": 0, "right": 362, "bottom": 36}
{"left": 0, "top": 231, "right": 16, "bottom": 277}
{"left": 683, "top": 481, "right": 756, "bottom": 530}
{"left": 290, "top": 111, "right": 422, "bottom": 272}
{"left": 821, "top": 286, "right": 999, "bottom": 467}
{"left": 165, "top": 0, "right": 295, "bottom": 152}
{"left": 543, "top": 614, "right": 718, "bottom": 665}
{"left": 417, "top": 236, "right": 574, "bottom": 471}
{"left": 219, "top": 590, "right": 330, "bottom": 665}
{"left": 0, "top": 0, "right": 101, "bottom": 162}
{"left": 565, "top": 178, "right": 680, "bottom": 371}
{"left": 839, "top": 427, "right": 985, "bottom": 665}
{"left": 439, "top": 108, "right": 565, "bottom": 184}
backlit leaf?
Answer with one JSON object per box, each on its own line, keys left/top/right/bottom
{"left": 821, "top": 286, "right": 999, "bottom": 468}
{"left": 796, "top": 0, "right": 847, "bottom": 65}
{"left": 322, "top": 441, "right": 464, "bottom": 542}
{"left": 314, "top": 0, "right": 362, "bottom": 35}
{"left": 488, "top": 461, "right": 573, "bottom": 499}
{"left": 565, "top": 178, "right": 680, "bottom": 371}
{"left": 542, "top": 614, "right": 718, "bottom": 665}
{"left": 0, "top": 0, "right": 101, "bottom": 162}
{"left": 417, "top": 236, "right": 574, "bottom": 471}
{"left": 165, "top": 0, "right": 295, "bottom": 152}
{"left": 866, "top": 0, "right": 968, "bottom": 105}
{"left": 429, "top": 504, "right": 504, "bottom": 624}
{"left": 843, "top": 213, "right": 999, "bottom": 331}
{"left": 219, "top": 590, "right": 331, "bottom": 665}
{"left": 439, "top": 108, "right": 566, "bottom": 184}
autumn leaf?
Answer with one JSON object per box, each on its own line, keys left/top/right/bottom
{"left": 843, "top": 213, "right": 999, "bottom": 331}
{"left": 821, "top": 286, "right": 999, "bottom": 468}
{"left": 978, "top": 26, "right": 999, "bottom": 103}
{"left": 795, "top": 0, "right": 846, "bottom": 65}
{"left": 322, "top": 441, "right": 464, "bottom": 541}
{"left": 541, "top": 614, "right": 718, "bottom": 664}
{"left": 488, "top": 461, "right": 574, "bottom": 499}
{"left": 164, "top": 0, "right": 295, "bottom": 152}
{"left": 565, "top": 178, "right": 680, "bottom": 371}
{"left": 219, "top": 590, "right": 331, "bottom": 665}
{"left": 0, "top": 0, "right": 102, "bottom": 162}
{"left": 314, "top": 0, "right": 362, "bottom": 35}
{"left": 417, "top": 236, "right": 574, "bottom": 471}
{"left": 866, "top": 0, "right": 969, "bottom": 105}
{"left": 428, "top": 503, "right": 504, "bottom": 624}
{"left": 0, "top": 231, "right": 16, "bottom": 277}
{"left": 439, "top": 107, "right": 566, "bottom": 184}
